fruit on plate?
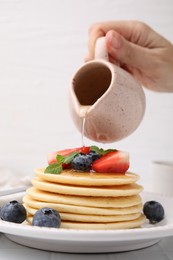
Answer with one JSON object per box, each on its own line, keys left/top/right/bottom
{"left": 45, "top": 146, "right": 129, "bottom": 174}
{"left": 32, "top": 207, "right": 61, "bottom": 228}
{"left": 143, "top": 201, "right": 165, "bottom": 224}
{"left": 48, "top": 146, "right": 90, "bottom": 166}
{"left": 92, "top": 151, "right": 129, "bottom": 173}
{"left": 0, "top": 200, "right": 26, "bottom": 224}
{"left": 71, "top": 153, "right": 93, "bottom": 171}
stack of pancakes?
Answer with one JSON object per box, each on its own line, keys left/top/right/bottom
{"left": 23, "top": 168, "right": 145, "bottom": 229}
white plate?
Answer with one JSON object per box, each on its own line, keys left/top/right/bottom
{"left": 0, "top": 192, "right": 173, "bottom": 253}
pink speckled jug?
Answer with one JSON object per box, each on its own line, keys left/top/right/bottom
{"left": 69, "top": 37, "right": 146, "bottom": 143}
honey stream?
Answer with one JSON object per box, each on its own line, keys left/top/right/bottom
{"left": 79, "top": 106, "right": 90, "bottom": 147}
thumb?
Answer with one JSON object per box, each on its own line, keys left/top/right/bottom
{"left": 105, "top": 30, "right": 152, "bottom": 71}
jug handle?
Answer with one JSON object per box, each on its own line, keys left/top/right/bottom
{"left": 94, "top": 37, "right": 109, "bottom": 61}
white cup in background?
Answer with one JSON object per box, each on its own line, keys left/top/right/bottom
{"left": 147, "top": 161, "right": 173, "bottom": 196}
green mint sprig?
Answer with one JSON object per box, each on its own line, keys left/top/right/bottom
{"left": 90, "top": 145, "right": 117, "bottom": 155}
{"left": 44, "top": 151, "right": 80, "bottom": 174}
{"left": 44, "top": 163, "right": 63, "bottom": 174}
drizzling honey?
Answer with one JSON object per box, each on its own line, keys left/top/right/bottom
{"left": 79, "top": 106, "right": 90, "bottom": 147}
{"left": 81, "top": 117, "right": 86, "bottom": 147}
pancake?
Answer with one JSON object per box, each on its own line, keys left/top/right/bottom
{"left": 36, "top": 168, "right": 139, "bottom": 186}
{"left": 24, "top": 204, "right": 141, "bottom": 223}
{"left": 32, "top": 177, "right": 143, "bottom": 197}
{"left": 60, "top": 214, "right": 146, "bottom": 229}
{"left": 23, "top": 194, "right": 142, "bottom": 215}
{"left": 23, "top": 164, "right": 145, "bottom": 229}
{"left": 59, "top": 212, "right": 141, "bottom": 223}
{"left": 27, "top": 214, "right": 146, "bottom": 230}
{"left": 26, "top": 187, "right": 142, "bottom": 208}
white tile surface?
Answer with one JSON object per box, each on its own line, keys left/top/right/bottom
{"left": 0, "top": 0, "right": 172, "bottom": 187}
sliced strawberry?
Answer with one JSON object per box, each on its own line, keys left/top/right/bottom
{"left": 47, "top": 146, "right": 90, "bottom": 167}
{"left": 91, "top": 150, "right": 129, "bottom": 173}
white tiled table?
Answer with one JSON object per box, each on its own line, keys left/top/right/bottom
{"left": 0, "top": 233, "right": 173, "bottom": 260}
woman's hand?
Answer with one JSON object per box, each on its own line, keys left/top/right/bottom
{"left": 86, "top": 21, "right": 173, "bottom": 92}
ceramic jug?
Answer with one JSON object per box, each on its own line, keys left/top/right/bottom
{"left": 69, "top": 37, "right": 146, "bottom": 143}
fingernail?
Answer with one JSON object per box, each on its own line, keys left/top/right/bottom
{"left": 107, "top": 31, "right": 122, "bottom": 49}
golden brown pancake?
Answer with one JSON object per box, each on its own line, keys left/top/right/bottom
{"left": 24, "top": 203, "right": 141, "bottom": 223}
{"left": 23, "top": 194, "right": 142, "bottom": 215}
{"left": 26, "top": 187, "right": 142, "bottom": 208}
{"left": 32, "top": 177, "right": 143, "bottom": 197}
{"left": 36, "top": 168, "right": 139, "bottom": 186}
{"left": 27, "top": 214, "right": 146, "bottom": 230}
{"left": 23, "top": 167, "right": 145, "bottom": 229}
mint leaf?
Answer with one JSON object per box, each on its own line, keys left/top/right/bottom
{"left": 44, "top": 163, "right": 63, "bottom": 174}
{"left": 90, "top": 145, "right": 102, "bottom": 154}
{"left": 44, "top": 151, "right": 80, "bottom": 175}
{"left": 63, "top": 151, "right": 80, "bottom": 164}
{"left": 90, "top": 145, "right": 117, "bottom": 155}
{"left": 56, "top": 154, "right": 64, "bottom": 164}
{"left": 102, "top": 148, "right": 117, "bottom": 155}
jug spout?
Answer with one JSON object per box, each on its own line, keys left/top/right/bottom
{"left": 78, "top": 105, "right": 91, "bottom": 118}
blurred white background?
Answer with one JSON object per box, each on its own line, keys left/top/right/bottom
{"left": 0, "top": 0, "right": 173, "bottom": 186}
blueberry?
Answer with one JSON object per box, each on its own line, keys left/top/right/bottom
{"left": 143, "top": 201, "right": 164, "bottom": 224}
{"left": 88, "top": 151, "right": 101, "bottom": 162}
{"left": 0, "top": 200, "right": 27, "bottom": 223}
{"left": 71, "top": 153, "right": 92, "bottom": 171}
{"left": 32, "top": 207, "right": 61, "bottom": 228}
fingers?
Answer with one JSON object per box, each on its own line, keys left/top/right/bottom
{"left": 87, "top": 20, "right": 165, "bottom": 61}
{"left": 88, "top": 20, "right": 147, "bottom": 59}
{"left": 86, "top": 21, "right": 173, "bottom": 92}
{"left": 105, "top": 30, "right": 152, "bottom": 71}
